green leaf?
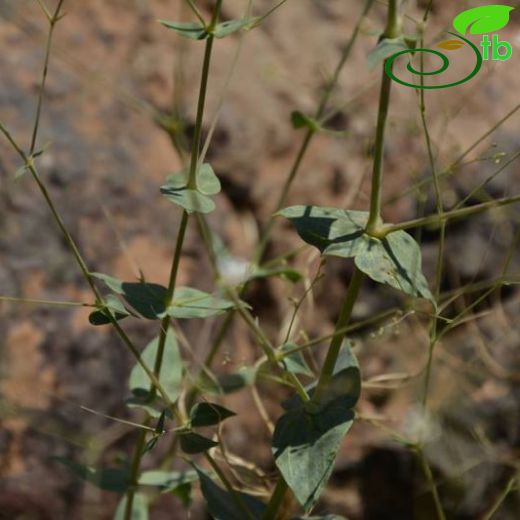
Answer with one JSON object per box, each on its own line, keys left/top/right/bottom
{"left": 52, "top": 457, "right": 130, "bottom": 493}
{"left": 15, "top": 163, "right": 29, "bottom": 179}
{"left": 213, "top": 17, "right": 260, "bottom": 38}
{"left": 273, "top": 343, "right": 360, "bottom": 509}
{"left": 179, "top": 431, "right": 219, "bottom": 454}
{"left": 155, "top": 408, "right": 172, "bottom": 434}
{"left": 273, "top": 401, "right": 355, "bottom": 509}
{"left": 129, "top": 328, "right": 183, "bottom": 403}
{"left": 168, "top": 287, "right": 237, "bottom": 319}
{"left": 197, "top": 163, "right": 221, "bottom": 195}
{"left": 143, "top": 435, "right": 160, "bottom": 455}
{"left": 91, "top": 272, "right": 124, "bottom": 293}
{"left": 452, "top": 5, "right": 514, "bottom": 35}
{"left": 367, "top": 37, "right": 408, "bottom": 70}
{"left": 350, "top": 230, "right": 433, "bottom": 301}
{"left": 159, "top": 20, "right": 207, "bottom": 40}
{"left": 160, "top": 163, "right": 220, "bottom": 214}
{"left": 282, "top": 340, "right": 360, "bottom": 411}
{"left": 277, "top": 205, "right": 367, "bottom": 253}
{"left": 163, "top": 163, "right": 221, "bottom": 195}
{"left": 139, "top": 469, "right": 198, "bottom": 492}
{"left": 291, "top": 111, "right": 321, "bottom": 131}
{"left": 190, "top": 402, "right": 236, "bottom": 427}
{"left": 89, "top": 295, "right": 131, "bottom": 326}
{"left": 92, "top": 273, "right": 168, "bottom": 319}
{"left": 195, "top": 466, "right": 266, "bottom": 520}
{"left": 279, "top": 206, "right": 433, "bottom": 301}
{"left": 114, "top": 493, "right": 149, "bottom": 520}
{"left": 278, "top": 344, "right": 314, "bottom": 377}
{"left": 160, "top": 186, "right": 216, "bottom": 214}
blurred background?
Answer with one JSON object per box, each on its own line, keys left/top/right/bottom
{"left": 1, "top": 0, "right": 520, "bottom": 518}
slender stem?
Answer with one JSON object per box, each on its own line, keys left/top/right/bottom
{"left": 205, "top": 452, "right": 256, "bottom": 520}
{"left": 365, "top": 0, "right": 400, "bottom": 233}
{"left": 123, "top": 423, "right": 151, "bottom": 520}
{"left": 0, "top": 295, "right": 91, "bottom": 307}
{"left": 191, "top": 0, "right": 376, "bottom": 406}
{"left": 384, "top": 103, "right": 520, "bottom": 205}
{"left": 260, "top": 4, "right": 399, "bottom": 515}
{"left": 185, "top": 0, "right": 207, "bottom": 27}
{"left": 187, "top": 9, "right": 218, "bottom": 188}
{"left": 314, "top": 268, "right": 364, "bottom": 400}
{"left": 416, "top": 448, "right": 446, "bottom": 520}
{"left": 0, "top": 3, "right": 178, "bottom": 405}
{"left": 383, "top": 194, "right": 520, "bottom": 234}
{"left": 30, "top": 0, "right": 65, "bottom": 154}
{"left": 481, "top": 474, "right": 517, "bottom": 520}
{"left": 0, "top": 120, "right": 173, "bottom": 404}
{"left": 366, "top": 69, "right": 391, "bottom": 233}
{"left": 0, "top": 128, "right": 100, "bottom": 301}
{"left": 123, "top": 3, "right": 222, "bottom": 517}
{"left": 255, "top": 0, "right": 376, "bottom": 263}
{"left": 262, "top": 478, "right": 289, "bottom": 520}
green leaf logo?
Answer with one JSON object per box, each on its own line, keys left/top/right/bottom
{"left": 453, "top": 5, "right": 515, "bottom": 35}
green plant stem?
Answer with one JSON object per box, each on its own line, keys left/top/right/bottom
{"left": 30, "top": 0, "right": 65, "bottom": 154}
{"left": 262, "top": 4, "right": 399, "bottom": 515}
{"left": 385, "top": 102, "right": 520, "bottom": 205}
{"left": 0, "top": 123, "right": 101, "bottom": 299}
{"left": 123, "top": 423, "right": 151, "bottom": 520}
{"left": 314, "top": 267, "right": 364, "bottom": 400}
{"left": 255, "top": 0, "right": 376, "bottom": 263}
{"left": 366, "top": 68, "right": 392, "bottom": 233}
{"left": 0, "top": 43, "right": 171, "bottom": 406}
{"left": 0, "top": 295, "right": 92, "bottom": 307}
{"left": 123, "top": 3, "right": 222, "bottom": 518}
{"left": 481, "top": 474, "right": 517, "bottom": 520}
{"left": 187, "top": 0, "right": 376, "bottom": 406}
{"left": 205, "top": 452, "right": 256, "bottom": 520}
{"left": 365, "top": 0, "right": 400, "bottom": 234}
{"left": 262, "top": 478, "right": 289, "bottom": 520}
{"left": 416, "top": 448, "right": 446, "bottom": 520}
{"left": 383, "top": 194, "right": 520, "bottom": 234}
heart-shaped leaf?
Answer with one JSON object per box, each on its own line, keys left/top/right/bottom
{"left": 452, "top": 5, "right": 514, "bottom": 35}
{"left": 159, "top": 20, "right": 207, "bottom": 40}
{"left": 179, "top": 431, "right": 218, "bottom": 454}
{"left": 128, "top": 328, "right": 183, "bottom": 405}
{"left": 161, "top": 186, "right": 216, "bottom": 214}
{"left": 278, "top": 344, "right": 314, "bottom": 377}
{"left": 367, "top": 36, "right": 408, "bottom": 70}
{"left": 213, "top": 17, "right": 260, "bottom": 38}
{"left": 89, "top": 295, "right": 131, "bottom": 325}
{"left": 190, "top": 402, "right": 236, "bottom": 427}
{"left": 92, "top": 273, "right": 168, "bottom": 319}
{"left": 167, "top": 287, "right": 237, "bottom": 319}
{"left": 279, "top": 206, "right": 433, "bottom": 301}
{"left": 273, "top": 344, "right": 360, "bottom": 509}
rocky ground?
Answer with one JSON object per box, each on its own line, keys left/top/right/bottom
{"left": 1, "top": 0, "right": 520, "bottom": 519}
